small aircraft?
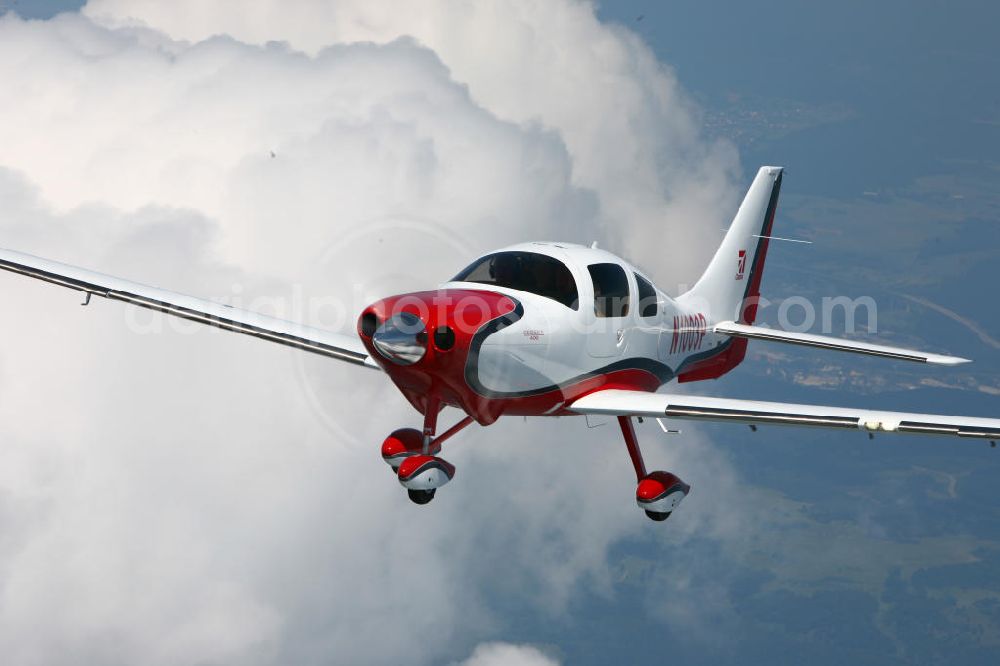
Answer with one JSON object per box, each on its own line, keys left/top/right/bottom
{"left": 2, "top": 166, "right": 997, "bottom": 521}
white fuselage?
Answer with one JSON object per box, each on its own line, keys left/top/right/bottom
{"left": 441, "top": 242, "right": 728, "bottom": 398}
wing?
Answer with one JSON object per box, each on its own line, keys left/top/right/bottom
{"left": 0, "top": 247, "right": 378, "bottom": 369}
{"left": 570, "top": 389, "right": 1000, "bottom": 441}
{"left": 713, "top": 320, "right": 970, "bottom": 366}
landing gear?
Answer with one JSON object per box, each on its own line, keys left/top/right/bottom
{"left": 381, "top": 397, "right": 474, "bottom": 506}
{"left": 397, "top": 454, "right": 456, "bottom": 497}
{"left": 381, "top": 428, "right": 439, "bottom": 469}
{"left": 618, "top": 416, "right": 691, "bottom": 522}
{"left": 636, "top": 471, "right": 690, "bottom": 520}
{"left": 407, "top": 489, "right": 436, "bottom": 505}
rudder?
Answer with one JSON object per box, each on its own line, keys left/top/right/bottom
{"left": 679, "top": 166, "right": 783, "bottom": 324}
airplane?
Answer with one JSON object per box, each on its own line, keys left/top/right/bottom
{"left": 1, "top": 166, "right": 997, "bottom": 522}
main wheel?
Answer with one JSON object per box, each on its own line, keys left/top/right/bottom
{"left": 637, "top": 472, "right": 689, "bottom": 521}
{"left": 408, "top": 488, "right": 436, "bottom": 505}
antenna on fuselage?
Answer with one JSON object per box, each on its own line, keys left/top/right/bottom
{"left": 590, "top": 241, "right": 599, "bottom": 249}
{"left": 751, "top": 234, "right": 813, "bottom": 244}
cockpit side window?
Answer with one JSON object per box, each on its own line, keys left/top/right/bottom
{"left": 452, "top": 251, "right": 579, "bottom": 309}
{"left": 588, "top": 263, "right": 630, "bottom": 318}
{"left": 634, "top": 273, "right": 658, "bottom": 318}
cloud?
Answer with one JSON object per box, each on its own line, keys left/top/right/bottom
{"left": 0, "top": 2, "right": 751, "bottom": 665}
{"left": 80, "top": 0, "right": 742, "bottom": 289}
{"left": 457, "top": 642, "right": 559, "bottom": 666}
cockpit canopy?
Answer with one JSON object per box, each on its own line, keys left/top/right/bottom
{"left": 452, "top": 251, "right": 579, "bottom": 309}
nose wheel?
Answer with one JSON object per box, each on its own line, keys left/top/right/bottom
{"left": 381, "top": 404, "right": 474, "bottom": 506}
{"left": 396, "top": 454, "right": 456, "bottom": 504}
{"left": 407, "top": 489, "right": 436, "bottom": 505}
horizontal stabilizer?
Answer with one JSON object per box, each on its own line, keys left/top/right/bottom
{"left": 713, "top": 321, "right": 970, "bottom": 366}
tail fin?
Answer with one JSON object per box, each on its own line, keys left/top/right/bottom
{"left": 680, "top": 166, "right": 783, "bottom": 324}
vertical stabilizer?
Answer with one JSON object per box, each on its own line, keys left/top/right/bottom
{"left": 680, "top": 166, "right": 783, "bottom": 324}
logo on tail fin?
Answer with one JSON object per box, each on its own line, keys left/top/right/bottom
{"left": 736, "top": 249, "right": 747, "bottom": 280}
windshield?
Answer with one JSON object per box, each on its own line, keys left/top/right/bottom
{"left": 452, "top": 251, "right": 579, "bottom": 309}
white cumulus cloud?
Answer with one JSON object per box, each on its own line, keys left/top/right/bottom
{"left": 0, "top": 2, "right": 755, "bottom": 665}
{"left": 457, "top": 642, "right": 560, "bottom": 666}
{"left": 81, "top": 0, "right": 742, "bottom": 288}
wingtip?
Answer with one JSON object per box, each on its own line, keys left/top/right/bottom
{"left": 930, "top": 355, "right": 972, "bottom": 366}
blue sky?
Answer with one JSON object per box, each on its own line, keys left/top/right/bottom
{"left": 600, "top": 0, "right": 1000, "bottom": 193}
{"left": 594, "top": 3, "right": 1000, "bottom": 663}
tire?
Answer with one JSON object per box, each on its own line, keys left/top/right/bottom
{"left": 408, "top": 489, "right": 436, "bottom": 505}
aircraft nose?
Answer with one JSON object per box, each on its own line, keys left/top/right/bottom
{"left": 371, "top": 312, "right": 428, "bottom": 365}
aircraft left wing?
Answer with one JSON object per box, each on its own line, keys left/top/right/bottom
{"left": 570, "top": 389, "right": 1000, "bottom": 441}
{"left": 0, "top": 247, "right": 378, "bottom": 368}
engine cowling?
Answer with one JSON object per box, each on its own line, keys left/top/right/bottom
{"left": 636, "top": 471, "right": 690, "bottom": 520}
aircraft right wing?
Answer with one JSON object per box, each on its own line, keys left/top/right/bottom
{"left": 0, "top": 246, "right": 379, "bottom": 369}
{"left": 570, "top": 389, "right": 1000, "bottom": 441}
